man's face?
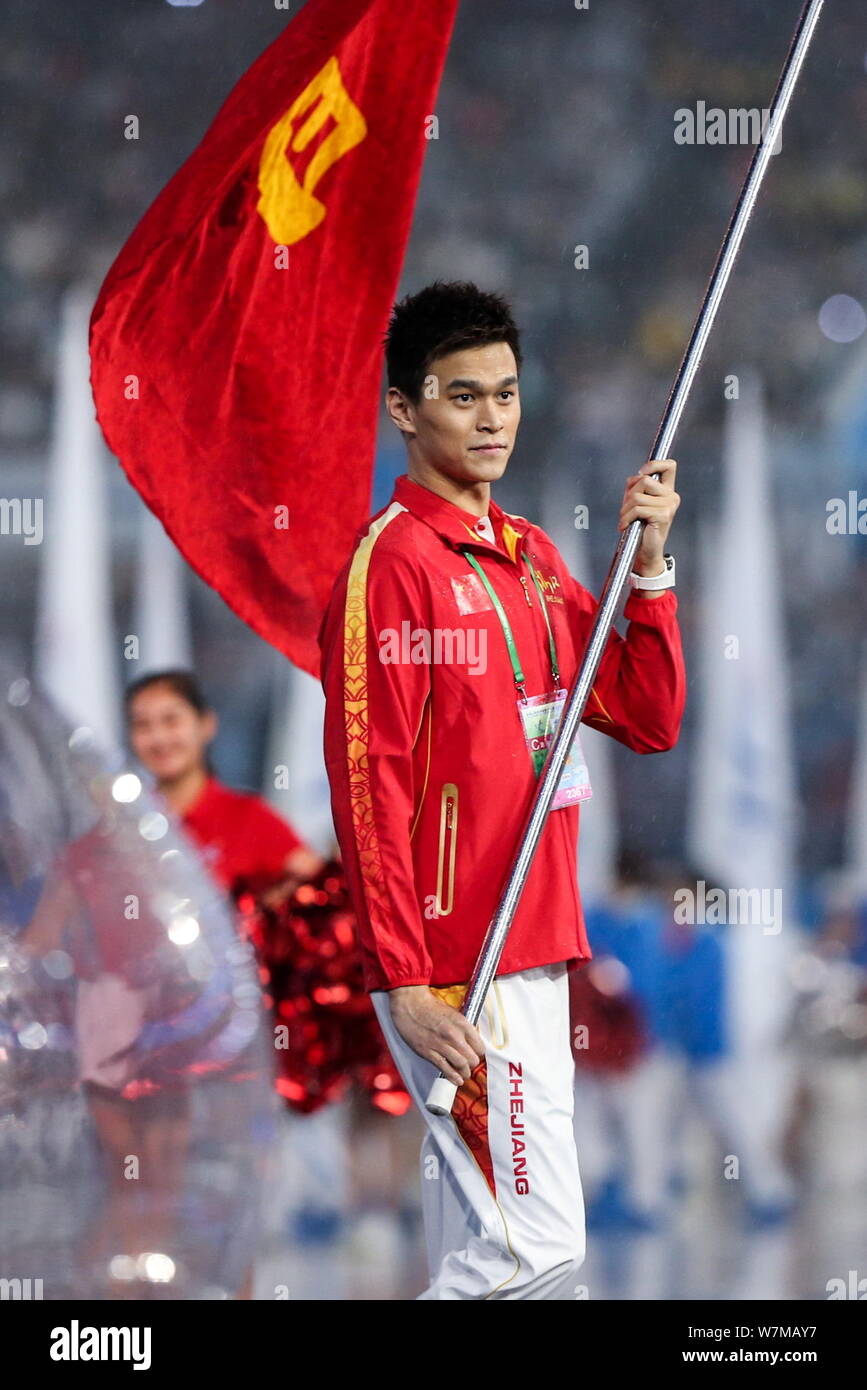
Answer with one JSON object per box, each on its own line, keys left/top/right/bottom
{"left": 388, "top": 341, "right": 520, "bottom": 484}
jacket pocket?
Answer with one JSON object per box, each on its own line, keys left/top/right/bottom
{"left": 434, "top": 782, "right": 459, "bottom": 916}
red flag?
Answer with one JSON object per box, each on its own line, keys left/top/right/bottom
{"left": 90, "top": 0, "right": 458, "bottom": 677}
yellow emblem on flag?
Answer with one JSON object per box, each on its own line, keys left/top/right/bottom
{"left": 257, "top": 56, "right": 367, "bottom": 245}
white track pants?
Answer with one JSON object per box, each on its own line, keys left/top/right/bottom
{"left": 371, "top": 961, "right": 586, "bottom": 1300}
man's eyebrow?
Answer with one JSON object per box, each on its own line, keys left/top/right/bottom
{"left": 444, "top": 375, "right": 519, "bottom": 390}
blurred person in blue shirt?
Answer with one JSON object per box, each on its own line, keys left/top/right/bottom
{"left": 572, "top": 850, "right": 792, "bottom": 1228}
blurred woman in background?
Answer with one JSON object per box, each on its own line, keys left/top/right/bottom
{"left": 124, "top": 670, "right": 417, "bottom": 1288}
{"left": 124, "top": 669, "right": 323, "bottom": 902}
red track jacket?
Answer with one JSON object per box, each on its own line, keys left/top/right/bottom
{"left": 318, "top": 473, "right": 685, "bottom": 992}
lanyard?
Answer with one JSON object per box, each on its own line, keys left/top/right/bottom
{"left": 462, "top": 548, "right": 560, "bottom": 696}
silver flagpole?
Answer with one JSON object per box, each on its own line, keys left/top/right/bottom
{"left": 426, "top": 0, "right": 825, "bottom": 1116}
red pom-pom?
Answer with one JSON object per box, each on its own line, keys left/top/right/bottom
{"left": 235, "top": 860, "right": 409, "bottom": 1116}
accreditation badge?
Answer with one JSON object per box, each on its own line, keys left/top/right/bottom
{"left": 517, "top": 688, "right": 593, "bottom": 810}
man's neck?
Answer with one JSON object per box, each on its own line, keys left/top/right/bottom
{"left": 158, "top": 766, "right": 210, "bottom": 816}
{"left": 406, "top": 461, "right": 491, "bottom": 518}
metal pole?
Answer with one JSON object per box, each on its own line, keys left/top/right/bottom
{"left": 426, "top": 0, "right": 825, "bottom": 1116}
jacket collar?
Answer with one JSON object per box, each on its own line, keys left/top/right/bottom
{"left": 391, "top": 473, "right": 528, "bottom": 563}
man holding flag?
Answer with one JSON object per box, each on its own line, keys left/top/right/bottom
{"left": 318, "top": 280, "right": 686, "bottom": 1298}
{"left": 89, "top": 0, "right": 686, "bottom": 1298}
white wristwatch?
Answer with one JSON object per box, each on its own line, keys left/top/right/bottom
{"left": 629, "top": 553, "right": 675, "bottom": 590}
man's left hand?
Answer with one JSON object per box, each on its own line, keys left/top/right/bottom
{"left": 618, "top": 457, "right": 681, "bottom": 575}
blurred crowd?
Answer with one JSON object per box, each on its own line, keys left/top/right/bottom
{"left": 1, "top": 0, "right": 863, "bottom": 444}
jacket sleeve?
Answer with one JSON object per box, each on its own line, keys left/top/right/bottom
{"left": 568, "top": 579, "right": 686, "bottom": 753}
{"left": 320, "top": 544, "right": 434, "bottom": 990}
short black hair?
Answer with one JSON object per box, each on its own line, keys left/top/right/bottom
{"left": 384, "top": 280, "right": 522, "bottom": 404}
{"left": 124, "top": 669, "right": 210, "bottom": 715}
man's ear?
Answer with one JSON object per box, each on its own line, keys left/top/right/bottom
{"left": 202, "top": 709, "right": 219, "bottom": 743}
{"left": 385, "top": 386, "right": 416, "bottom": 438}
